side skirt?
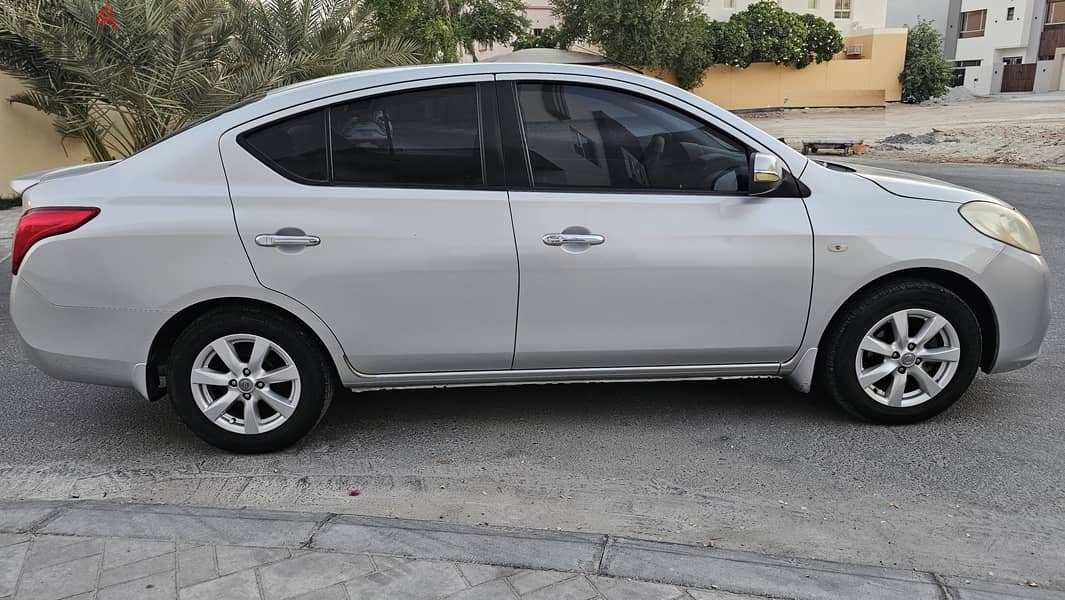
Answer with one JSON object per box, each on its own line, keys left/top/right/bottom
{"left": 342, "top": 359, "right": 783, "bottom": 391}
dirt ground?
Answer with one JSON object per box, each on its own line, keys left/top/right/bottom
{"left": 746, "top": 90, "right": 1065, "bottom": 169}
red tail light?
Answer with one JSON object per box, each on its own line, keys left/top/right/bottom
{"left": 12, "top": 207, "right": 100, "bottom": 275}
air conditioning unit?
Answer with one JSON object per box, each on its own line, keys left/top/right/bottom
{"left": 845, "top": 44, "right": 864, "bottom": 58}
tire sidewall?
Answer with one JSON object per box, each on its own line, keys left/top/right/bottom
{"left": 170, "top": 310, "right": 330, "bottom": 453}
{"left": 828, "top": 283, "right": 982, "bottom": 423}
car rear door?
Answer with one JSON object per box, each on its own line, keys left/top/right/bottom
{"left": 219, "top": 76, "right": 519, "bottom": 374}
{"left": 497, "top": 76, "right": 813, "bottom": 369}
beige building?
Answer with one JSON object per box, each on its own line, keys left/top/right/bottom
{"left": 0, "top": 74, "right": 89, "bottom": 195}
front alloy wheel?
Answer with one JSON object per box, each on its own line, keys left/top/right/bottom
{"left": 855, "top": 309, "right": 961, "bottom": 408}
{"left": 818, "top": 279, "right": 982, "bottom": 424}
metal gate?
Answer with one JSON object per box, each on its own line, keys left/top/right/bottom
{"left": 1001, "top": 63, "right": 1036, "bottom": 93}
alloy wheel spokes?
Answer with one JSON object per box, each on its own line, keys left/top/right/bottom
{"left": 190, "top": 334, "right": 301, "bottom": 435}
{"left": 854, "top": 308, "right": 961, "bottom": 408}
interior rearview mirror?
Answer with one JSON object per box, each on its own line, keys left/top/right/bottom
{"left": 750, "top": 152, "right": 785, "bottom": 196}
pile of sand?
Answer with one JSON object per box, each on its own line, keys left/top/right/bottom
{"left": 921, "top": 87, "right": 981, "bottom": 106}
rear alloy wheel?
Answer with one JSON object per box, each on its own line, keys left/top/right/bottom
{"left": 190, "top": 334, "right": 302, "bottom": 436}
{"left": 170, "top": 308, "right": 334, "bottom": 452}
{"left": 818, "top": 280, "right": 982, "bottom": 424}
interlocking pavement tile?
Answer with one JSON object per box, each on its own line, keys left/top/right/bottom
{"left": 371, "top": 555, "right": 413, "bottom": 573}
{"left": 103, "top": 539, "right": 176, "bottom": 569}
{"left": 522, "top": 576, "right": 598, "bottom": 600}
{"left": 447, "top": 579, "right": 518, "bottom": 600}
{"left": 97, "top": 571, "right": 178, "bottom": 600}
{"left": 458, "top": 563, "right": 519, "bottom": 587}
{"left": 99, "top": 552, "right": 176, "bottom": 588}
{"left": 343, "top": 558, "right": 468, "bottom": 599}
{"left": 687, "top": 589, "right": 770, "bottom": 600}
{"left": 0, "top": 533, "right": 30, "bottom": 548}
{"left": 288, "top": 584, "right": 348, "bottom": 600}
{"left": 258, "top": 551, "right": 372, "bottom": 600}
{"left": 13, "top": 554, "right": 100, "bottom": 600}
{"left": 22, "top": 536, "right": 104, "bottom": 572}
{"left": 0, "top": 541, "right": 29, "bottom": 597}
{"left": 180, "top": 570, "right": 262, "bottom": 600}
{"left": 507, "top": 571, "right": 572, "bottom": 595}
{"left": 177, "top": 546, "right": 217, "bottom": 588}
{"left": 217, "top": 546, "right": 290, "bottom": 576}
{"left": 592, "top": 576, "right": 682, "bottom": 600}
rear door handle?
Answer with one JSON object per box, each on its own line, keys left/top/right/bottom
{"left": 542, "top": 233, "right": 605, "bottom": 247}
{"left": 254, "top": 234, "right": 321, "bottom": 247}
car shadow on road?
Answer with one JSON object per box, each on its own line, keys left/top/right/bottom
{"left": 324, "top": 378, "right": 851, "bottom": 428}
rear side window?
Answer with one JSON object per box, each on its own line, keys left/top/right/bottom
{"left": 330, "top": 85, "right": 483, "bottom": 186}
{"left": 240, "top": 110, "right": 327, "bottom": 182}
{"left": 516, "top": 83, "right": 749, "bottom": 193}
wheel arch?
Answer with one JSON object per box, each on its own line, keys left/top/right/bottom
{"left": 819, "top": 267, "right": 999, "bottom": 373}
{"left": 144, "top": 297, "right": 344, "bottom": 400}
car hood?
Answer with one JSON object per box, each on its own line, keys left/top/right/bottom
{"left": 10, "top": 160, "right": 120, "bottom": 196}
{"left": 831, "top": 162, "right": 1006, "bottom": 206}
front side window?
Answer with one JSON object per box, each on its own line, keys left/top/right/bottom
{"left": 331, "top": 85, "right": 483, "bottom": 186}
{"left": 516, "top": 83, "right": 749, "bottom": 193}
{"left": 960, "top": 9, "right": 987, "bottom": 37}
{"left": 241, "top": 110, "right": 328, "bottom": 182}
{"left": 834, "top": 0, "right": 851, "bottom": 19}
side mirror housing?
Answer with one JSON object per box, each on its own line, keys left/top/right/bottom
{"left": 749, "top": 152, "right": 785, "bottom": 196}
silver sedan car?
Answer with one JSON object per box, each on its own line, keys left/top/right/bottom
{"left": 9, "top": 64, "right": 1050, "bottom": 452}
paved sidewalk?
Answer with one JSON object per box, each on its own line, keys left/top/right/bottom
{"left": 0, "top": 207, "right": 18, "bottom": 259}
{"left": 2, "top": 501, "right": 1062, "bottom": 600}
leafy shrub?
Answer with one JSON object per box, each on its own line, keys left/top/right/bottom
{"left": 550, "top": 0, "right": 842, "bottom": 90}
{"left": 899, "top": 19, "right": 953, "bottom": 103}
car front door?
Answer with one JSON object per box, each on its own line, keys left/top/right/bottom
{"left": 500, "top": 77, "right": 813, "bottom": 369}
{"left": 220, "top": 78, "right": 518, "bottom": 374}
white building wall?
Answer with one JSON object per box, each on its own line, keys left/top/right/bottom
{"left": 703, "top": 0, "right": 887, "bottom": 35}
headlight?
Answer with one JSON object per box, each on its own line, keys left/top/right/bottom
{"left": 959, "top": 201, "right": 1041, "bottom": 256}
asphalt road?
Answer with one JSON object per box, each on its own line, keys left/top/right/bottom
{"left": 1, "top": 161, "right": 1063, "bottom": 589}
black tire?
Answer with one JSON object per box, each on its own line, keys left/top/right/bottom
{"left": 817, "top": 279, "right": 982, "bottom": 424}
{"left": 169, "top": 306, "right": 335, "bottom": 453}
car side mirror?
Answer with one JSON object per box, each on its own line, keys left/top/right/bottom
{"left": 749, "top": 152, "right": 785, "bottom": 196}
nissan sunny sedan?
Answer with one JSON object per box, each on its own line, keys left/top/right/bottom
{"left": 9, "top": 64, "right": 1050, "bottom": 452}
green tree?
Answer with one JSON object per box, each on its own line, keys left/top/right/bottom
{"left": 0, "top": 0, "right": 418, "bottom": 160}
{"left": 511, "top": 24, "right": 563, "bottom": 50}
{"left": 899, "top": 18, "right": 952, "bottom": 103}
{"left": 367, "top": 0, "right": 527, "bottom": 62}
{"left": 552, "top": 0, "right": 703, "bottom": 74}
{"left": 798, "top": 12, "right": 843, "bottom": 67}
{"left": 730, "top": 0, "right": 806, "bottom": 66}
{"left": 708, "top": 18, "right": 751, "bottom": 68}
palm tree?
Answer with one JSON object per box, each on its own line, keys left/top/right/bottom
{"left": 0, "top": 0, "right": 418, "bottom": 160}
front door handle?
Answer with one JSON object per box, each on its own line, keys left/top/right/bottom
{"left": 254, "top": 234, "right": 321, "bottom": 247}
{"left": 542, "top": 233, "right": 605, "bottom": 247}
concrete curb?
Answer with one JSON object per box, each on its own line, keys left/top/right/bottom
{"left": 1, "top": 500, "right": 1061, "bottom": 600}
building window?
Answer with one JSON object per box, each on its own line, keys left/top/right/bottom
{"left": 953, "top": 59, "right": 982, "bottom": 67}
{"left": 1006, "top": 7, "right": 1015, "bottom": 21}
{"left": 1049, "top": 0, "right": 1065, "bottom": 25}
{"left": 834, "top": 0, "right": 851, "bottom": 19}
{"left": 1002, "top": 56, "right": 1023, "bottom": 65}
{"left": 724, "top": 0, "right": 735, "bottom": 8}
{"left": 960, "top": 9, "right": 987, "bottom": 38}
{"left": 809, "top": 0, "right": 818, "bottom": 8}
